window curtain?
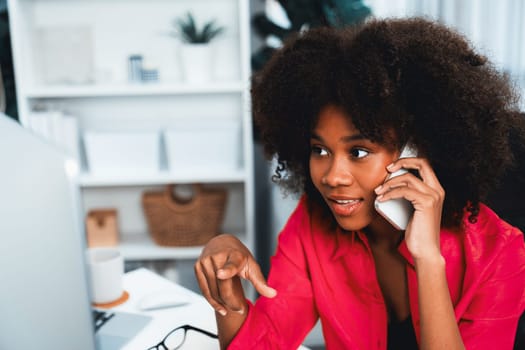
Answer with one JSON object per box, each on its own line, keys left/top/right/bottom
{"left": 364, "top": 0, "right": 525, "bottom": 110}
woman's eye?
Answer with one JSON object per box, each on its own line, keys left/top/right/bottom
{"left": 350, "top": 148, "right": 369, "bottom": 158}
{"left": 311, "top": 145, "right": 329, "bottom": 156}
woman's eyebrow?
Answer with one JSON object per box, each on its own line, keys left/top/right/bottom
{"left": 310, "top": 133, "right": 323, "bottom": 141}
{"left": 310, "top": 132, "right": 366, "bottom": 143}
{"left": 341, "top": 134, "right": 366, "bottom": 142}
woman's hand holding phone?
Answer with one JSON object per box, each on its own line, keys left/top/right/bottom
{"left": 375, "top": 155, "right": 445, "bottom": 262}
{"left": 374, "top": 144, "right": 418, "bottom": 230}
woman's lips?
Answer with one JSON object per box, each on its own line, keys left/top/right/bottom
{"left": 328, "top": 197, "right": 363, "bottom": 216}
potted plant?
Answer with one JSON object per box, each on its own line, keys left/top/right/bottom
{"left": 170, "top": 12, "right": 225, "bottom": 83}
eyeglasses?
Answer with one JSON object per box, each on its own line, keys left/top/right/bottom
{"left": 147, "top": 324, "right": 218, "bottom": 350}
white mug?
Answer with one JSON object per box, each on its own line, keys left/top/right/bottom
{"left": 86, "top": 247, "right": 124, "bottom": 304}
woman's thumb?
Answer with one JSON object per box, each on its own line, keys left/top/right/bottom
{"left": 244, "top": 261, "right": 277, "bottom": 298}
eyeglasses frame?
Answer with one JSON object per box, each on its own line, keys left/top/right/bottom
{"left": 147, "top": 324, "right": 218, "bottom": 350}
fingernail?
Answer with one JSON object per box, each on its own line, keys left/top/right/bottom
{"left": 374, "top": 185, "right": 382, "bottom": 193}
{"left": 376, "top": 194, "right": 383, "bottom": 201}
{"left": 218, "top": 309, "right": 227, "bottom": 316}
{"left": 216, "top": 269, "right": 226, "bottom": 278}
{"left": 387, "top": 163, "right": 394, "bottom": 170}
{"left": 235, "top": 308, "right": 245, "bottom": 315}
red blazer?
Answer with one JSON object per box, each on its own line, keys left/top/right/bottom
{"left": 230, "top": 196, "right": 525, "bottom": 349}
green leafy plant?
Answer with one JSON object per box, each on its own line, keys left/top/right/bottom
{"left": 171, "top": 12, "right": 225, "bottom": 44}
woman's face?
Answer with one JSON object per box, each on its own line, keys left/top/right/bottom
{"left": 309, "top": 105, "right": 399, "bottom": 231}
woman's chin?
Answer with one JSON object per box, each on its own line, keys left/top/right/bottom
{"left": 333, "top": 214, "right": 371, "bottom": 232}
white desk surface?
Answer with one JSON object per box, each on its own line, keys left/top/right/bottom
{"left": 115, "top": 268, "right": 310, "bottom": 350}
{"left": 115, "top": 267, "right": 218, "bottom": 349}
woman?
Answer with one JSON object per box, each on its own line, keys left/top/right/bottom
{"left": 194, "top": 18, "right": 525, "bottom": 349}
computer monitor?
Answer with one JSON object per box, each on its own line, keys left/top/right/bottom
{"left": 0, "top": 113, "right": 96, "bottom": 349}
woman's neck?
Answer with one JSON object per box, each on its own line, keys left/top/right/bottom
{"left": 364, "top": 216, "right": 405, "bottom": 250}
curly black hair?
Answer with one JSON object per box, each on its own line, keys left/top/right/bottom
{"left": 252, "top": 17, "right": 525, "bottom": 228}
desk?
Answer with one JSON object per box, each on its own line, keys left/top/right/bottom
{"left": 115, "top": 268, "right": 310, "bottom": 349}
{"left": 115, "top": 268, "right": 218, "bottom": 349}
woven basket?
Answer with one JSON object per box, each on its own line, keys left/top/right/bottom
{"left": 142, "top": 184, "right": 227, "bottom": 247}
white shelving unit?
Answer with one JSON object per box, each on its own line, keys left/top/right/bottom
{"left": 8, "top": 0, "right": 255, "bottom": 286}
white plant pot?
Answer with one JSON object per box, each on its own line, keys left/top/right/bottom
{"left": 179, "top": 44, "right": 214, "bottom": 84}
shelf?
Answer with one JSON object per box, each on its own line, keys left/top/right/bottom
{"left": 24, "top": 81, "right": 246, "bottom": 98}
{"left": 79, "top": 169, "right": 247, "bottom": 187}
{"left": 119, "top": 234, "right": 204, "bottom": 260}
{"left": 119, "top": 233, "right": 246, "bottom": 261}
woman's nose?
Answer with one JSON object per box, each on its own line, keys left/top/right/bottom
{"left": 322, "top": 156, "right": 353, "bottom": 187}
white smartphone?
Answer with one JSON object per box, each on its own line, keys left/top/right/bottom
{"left": 374, "top": 143, "right": 419, "bottom": 230}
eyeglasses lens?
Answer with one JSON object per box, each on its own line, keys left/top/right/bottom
{"left": 164, "top": 328, "right": 186, "bottom": 350}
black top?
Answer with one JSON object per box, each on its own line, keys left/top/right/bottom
{"left": 387, "top": 316, "right": 418, "bottom": 350}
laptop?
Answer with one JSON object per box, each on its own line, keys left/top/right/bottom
{"left": 0, "top": 113, "right": 151, "bottom": 350}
